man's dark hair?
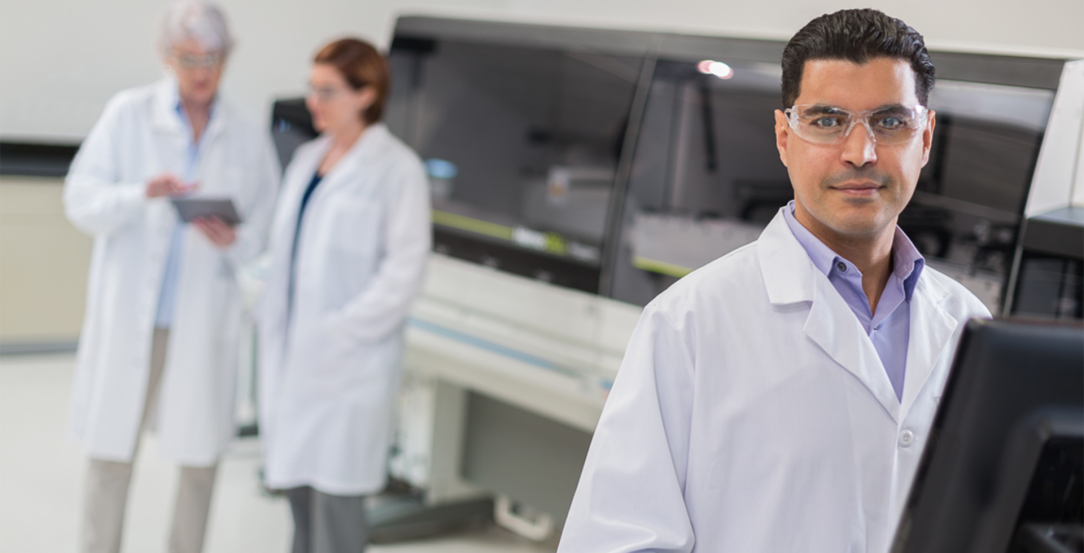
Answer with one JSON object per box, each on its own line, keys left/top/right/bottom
{"left": 781, "top": 9, "right": 935, "bottom": 108}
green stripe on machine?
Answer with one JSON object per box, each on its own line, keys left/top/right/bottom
{"left": 431, "top": 210, "right": 514, "bottom": 241}
{"left": 631, "top": 256, "right": 692, "bottom": 278}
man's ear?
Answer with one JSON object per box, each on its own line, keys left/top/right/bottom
{"left": 774, "top": 109, "right": 789, "bottom": 168}
{"left": 921, "top": 110, "right": 936, "bottom": 167}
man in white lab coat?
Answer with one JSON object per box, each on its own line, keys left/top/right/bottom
{"left": 559, "top": 9, "right": 990, "bottom": 553}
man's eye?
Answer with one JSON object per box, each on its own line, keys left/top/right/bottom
{"left": 810, "top": 116, "right": 844, "bottom": 128}
{"left": 874, "top": 115, "right": 907, "bottom": 130}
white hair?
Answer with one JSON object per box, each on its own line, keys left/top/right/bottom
{"left": 159, "top": 1, "right": 234, "bottom": 56}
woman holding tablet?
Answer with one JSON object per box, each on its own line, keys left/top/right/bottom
{"left": 256, "top": 38, "right": 430, "bottom": 551}
{"left": 63, "top": 2, "right": 279, "bottom": 552}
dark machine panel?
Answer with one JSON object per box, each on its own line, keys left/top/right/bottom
{"left": 387, "top": 30, "right": 644, "bottom": 290}
{"left": 270, "top": 98, "right": 318, "bottom": 171}
{"left": 1011, "top": 208, "right": 1084, "bottom": 320}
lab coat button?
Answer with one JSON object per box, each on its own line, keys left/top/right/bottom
{"left": 899, "top": 430, "right": 915, "bottom": 447}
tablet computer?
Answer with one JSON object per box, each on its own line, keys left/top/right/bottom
{"left": 171, "top": 197, "right": 243, "bottom": 226}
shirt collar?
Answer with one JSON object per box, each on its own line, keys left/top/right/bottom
{"left": 173, "top": 91, "right": 218, "bottom": 137}
{"left": 891, "top": 226, "right": 925, "bottom": 301}
{"left": 782, "top": 200, "right": 925, "bottom": 301}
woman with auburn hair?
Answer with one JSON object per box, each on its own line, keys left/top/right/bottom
{"left": 256, "top": 37, "right": 430, "bottom": 551}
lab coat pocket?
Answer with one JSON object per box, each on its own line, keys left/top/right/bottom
{"left": 311, "top": 313, "right": 383, "bottom": 393}
{"left": 328, "top": 198, "right": 382, "bottom": 257}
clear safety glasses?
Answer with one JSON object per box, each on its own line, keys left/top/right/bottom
{"left": 306, "top": 84, "right": 351, "bottom": 102}
{"left": 784, "top": 104, "right": 929, "bottom": 145}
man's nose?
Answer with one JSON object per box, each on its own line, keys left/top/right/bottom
{"left": 840, "top": 120, "right": 877, "bottom": 167}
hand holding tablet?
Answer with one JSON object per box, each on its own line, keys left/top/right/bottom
{"left": 192, "top": 215, "right": 238, "bottom": 247}
{"left": 171, "top": 197, "right": 243, "bottom": 226}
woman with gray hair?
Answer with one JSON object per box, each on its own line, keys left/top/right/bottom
{"left": 63, "top": 2, "right": 279, "bottom": 552}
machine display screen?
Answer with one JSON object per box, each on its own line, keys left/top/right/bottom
{"left": 387, "top": 36, "right": 643, "bottom": 293}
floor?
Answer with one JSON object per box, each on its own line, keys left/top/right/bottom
{"left": 0, "top": 353, "right": 559, "bottom": 553}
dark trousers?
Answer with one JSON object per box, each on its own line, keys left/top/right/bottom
{"left": 285, "top": 486, "right": 367, "bottom": 553}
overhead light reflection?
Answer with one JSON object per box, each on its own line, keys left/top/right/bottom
{"left": 697, "top": 60, "right": 734, "bottom": 80}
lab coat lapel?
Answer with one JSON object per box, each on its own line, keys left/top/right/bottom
{"left": 311, "top": 124, "right": 389, "bottom": 201}
{"left": 200, "top": 98, "right": 228, "bottom": 148}
{"left": 262, "top": 137, "right": 328, "bottom": 332}
{"left": 759, "top": 210, "right": 900, "bottom": 422}
{"left": 804, "top": 276, "right": 900, "bottom": 422}
{"left": 899, "top": 275, "right": 957, "bottom": 421}
{"left": 149, "top": 78, "right": 190, "bottom": 196}
{"left": 275, "top": 137, "right": 328, "bottom": 241}
{"left": 312, "top": 152, "right": 360, "bottom": 201}
{"left": 146, "top": 79, "right": 185, "bottom": 232}
{"left": 151, "top": 78, "right": 185, "bottom": 136}
{"left": 285, "top": 138, "right": 328, "bottom": 206}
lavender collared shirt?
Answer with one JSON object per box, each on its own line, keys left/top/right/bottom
{"left": 782, "top": 201, "right": 925, "bottom": 401}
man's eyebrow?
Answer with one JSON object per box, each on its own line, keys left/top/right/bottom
{"left": 803, "top": 105, "right": 846, "bottom": 115}
{"left": 803, "top": 104, "right": 911, "bottom": 115}
{"left": 873, "top": 104, "right": 910, "bottom": 114}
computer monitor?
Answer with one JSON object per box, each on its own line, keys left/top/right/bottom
{"left": 892, "top": 319, "right": 1083, "bottom": 553}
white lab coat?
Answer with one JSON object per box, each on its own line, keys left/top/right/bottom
{"left": 65, "top": 78, "right": 280, "bottom": 466}
{"left": 257, "top": 124, "right": 431, "bottom": 495}
{"left": 559, "top": 209, "right": 990, "bottom": 553}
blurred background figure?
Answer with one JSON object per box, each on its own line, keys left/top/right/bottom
{"left": 62, "top": 1, "right": 280, "bottom": 552}
{"left": 255, "top": 38, "right": 430, "bottom": 553}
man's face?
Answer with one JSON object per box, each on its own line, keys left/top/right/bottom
{"left": 774, "top": 57, "right": 935, "bottom": 242}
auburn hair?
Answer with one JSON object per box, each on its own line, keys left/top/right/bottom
{"left": 314, "top": 38, "right": 389, "bottom": 124}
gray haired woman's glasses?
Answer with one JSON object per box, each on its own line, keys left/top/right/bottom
{"left": 784, "top": 104, "right": 929, "bottom": 145}
{"left": 171, "top": 51, "right": 225, "bottom": 70}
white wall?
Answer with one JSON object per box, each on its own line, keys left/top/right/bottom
{"left": 1, "top": 0, "right": 1082, "bottom": 141}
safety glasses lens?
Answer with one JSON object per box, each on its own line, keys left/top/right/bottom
{"left": 787, "top": 105, "right": 926, "bottom": 145}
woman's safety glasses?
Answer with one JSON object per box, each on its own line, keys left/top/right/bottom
{"left": 172, "top": 52, "right": 224, "bottom": 70}
{"left": 783, "top": 104, "right": 929, "bottom": 145}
